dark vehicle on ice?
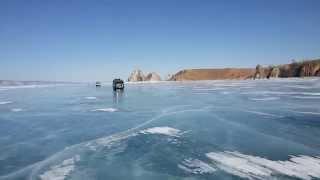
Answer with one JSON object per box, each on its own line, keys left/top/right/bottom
{"left": 113, "top": 79, "right": 124, "bottom": 91}
{"left": 96, "top": 81, "right": 101, "bottom": 87}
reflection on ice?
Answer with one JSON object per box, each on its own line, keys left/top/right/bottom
{"left": 113, "top": 90, "right": 124, "bottom": 104}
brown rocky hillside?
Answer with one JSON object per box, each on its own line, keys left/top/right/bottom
{"left": 169, "top": 68, "right": 255, "bottom": 81}
{"left": 169, "top": 59, "right": 320, "bottom": 81}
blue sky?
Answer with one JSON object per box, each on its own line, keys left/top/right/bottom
{"left": 1, "top": 0, "right": 319, "bottom": 82}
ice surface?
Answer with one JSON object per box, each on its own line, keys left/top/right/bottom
{"left": 0, "top": 78, "right": 320, "bottom": 180}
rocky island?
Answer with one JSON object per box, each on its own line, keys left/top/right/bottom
{"left": 128, "top": 69, "right": 162, "bottom": 82}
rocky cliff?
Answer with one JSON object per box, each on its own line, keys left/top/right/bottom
{"left": 170, "top": 59, "right": 320, "bottom": 81}
{"left": 254, "top": 59, "right": 320, "bottom": 79}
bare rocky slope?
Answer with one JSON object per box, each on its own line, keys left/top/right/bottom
{"left": 254, "top": 59, "right": 320, "bottom": 79}
{"left": 169, "top": 68, "right": 255, "bottom": 81}
{"left": 169, "top": 59, "right": 320, "bottom": 81}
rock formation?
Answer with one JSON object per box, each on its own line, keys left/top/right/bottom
{"left": 278, "top": 61, "right": 301, "bottom": 77}
{"left": 128, "top": 70, "right": 162, "bottom": 82}
{"left": 144, "top": 72, "right": 162, "bottom": 81}
{"left": 267, "top": 66, "right": 280, "bottom": 78}
{"left": 254, "top": 59, "right": 320, "bottom": 79}
{"left": 128, "top": 69, "right": 145, "bottom": 82}
{"left": 165, "top": 74, "right": 173, "bottom": 81}
{"left": 253, "top": 64, "right": 265, "bottom": 79}
{"left": 299, "top": 61, "right": 320, "bottom": 77}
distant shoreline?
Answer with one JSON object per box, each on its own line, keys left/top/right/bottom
{"left": 169, "top": 59, "right": 320, "bottom": 81}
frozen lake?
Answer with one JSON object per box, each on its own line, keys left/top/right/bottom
{"left": 0, "top": 78, "right": 320, "bottom": 180}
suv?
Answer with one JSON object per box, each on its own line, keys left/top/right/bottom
{"left": 112, "top": 79, "right": 124, "bottom": 91}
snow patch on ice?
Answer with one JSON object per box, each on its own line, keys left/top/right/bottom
{"left": 294, "top": 111, "right": 320, "bottom": 116}
{"left": 206, "top": 151, "right": 320, "bottom": 180}
{"left": 178, "top": 158, "right": 216, "bottom": 174}
{"left": 193, "top": 87, "right": 225, "bottom": 91}
{"left": 11, "top": 108, "right": 23, "bottom": 112}
{"left": 242, "top": 91, "right": 320, "bottom": 96}
{"left": 293, "top": 96, "right": 320, "bottom": 99}
{"left": 140, "top": 127, "right": 181, "bottom": 137}
{"left": 39, "top": 155, "right": 80, "bottom": 180}
{"left": 244, "top": 110, "right": 283, "bottom": 118}
{"left": 193, "top": 92, "right": 210, "bottom": 95}
{"left": 92, "top": 108, "right": 118, "bottom": 112}
{"left": 249, "top": 97, "right": 280, "bottom": 101}
{"left": 85, "top": 96, "right": 97, "bottom": 100}
{"left": 0, "top": 101, "right": 12, "bottom": 105}
{"left": 286, "top": 85, "right": 313, "bottom": 89}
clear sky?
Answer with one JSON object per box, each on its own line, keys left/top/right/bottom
{"left": 1, "top": 0, "right": 319, "bottom": 82}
